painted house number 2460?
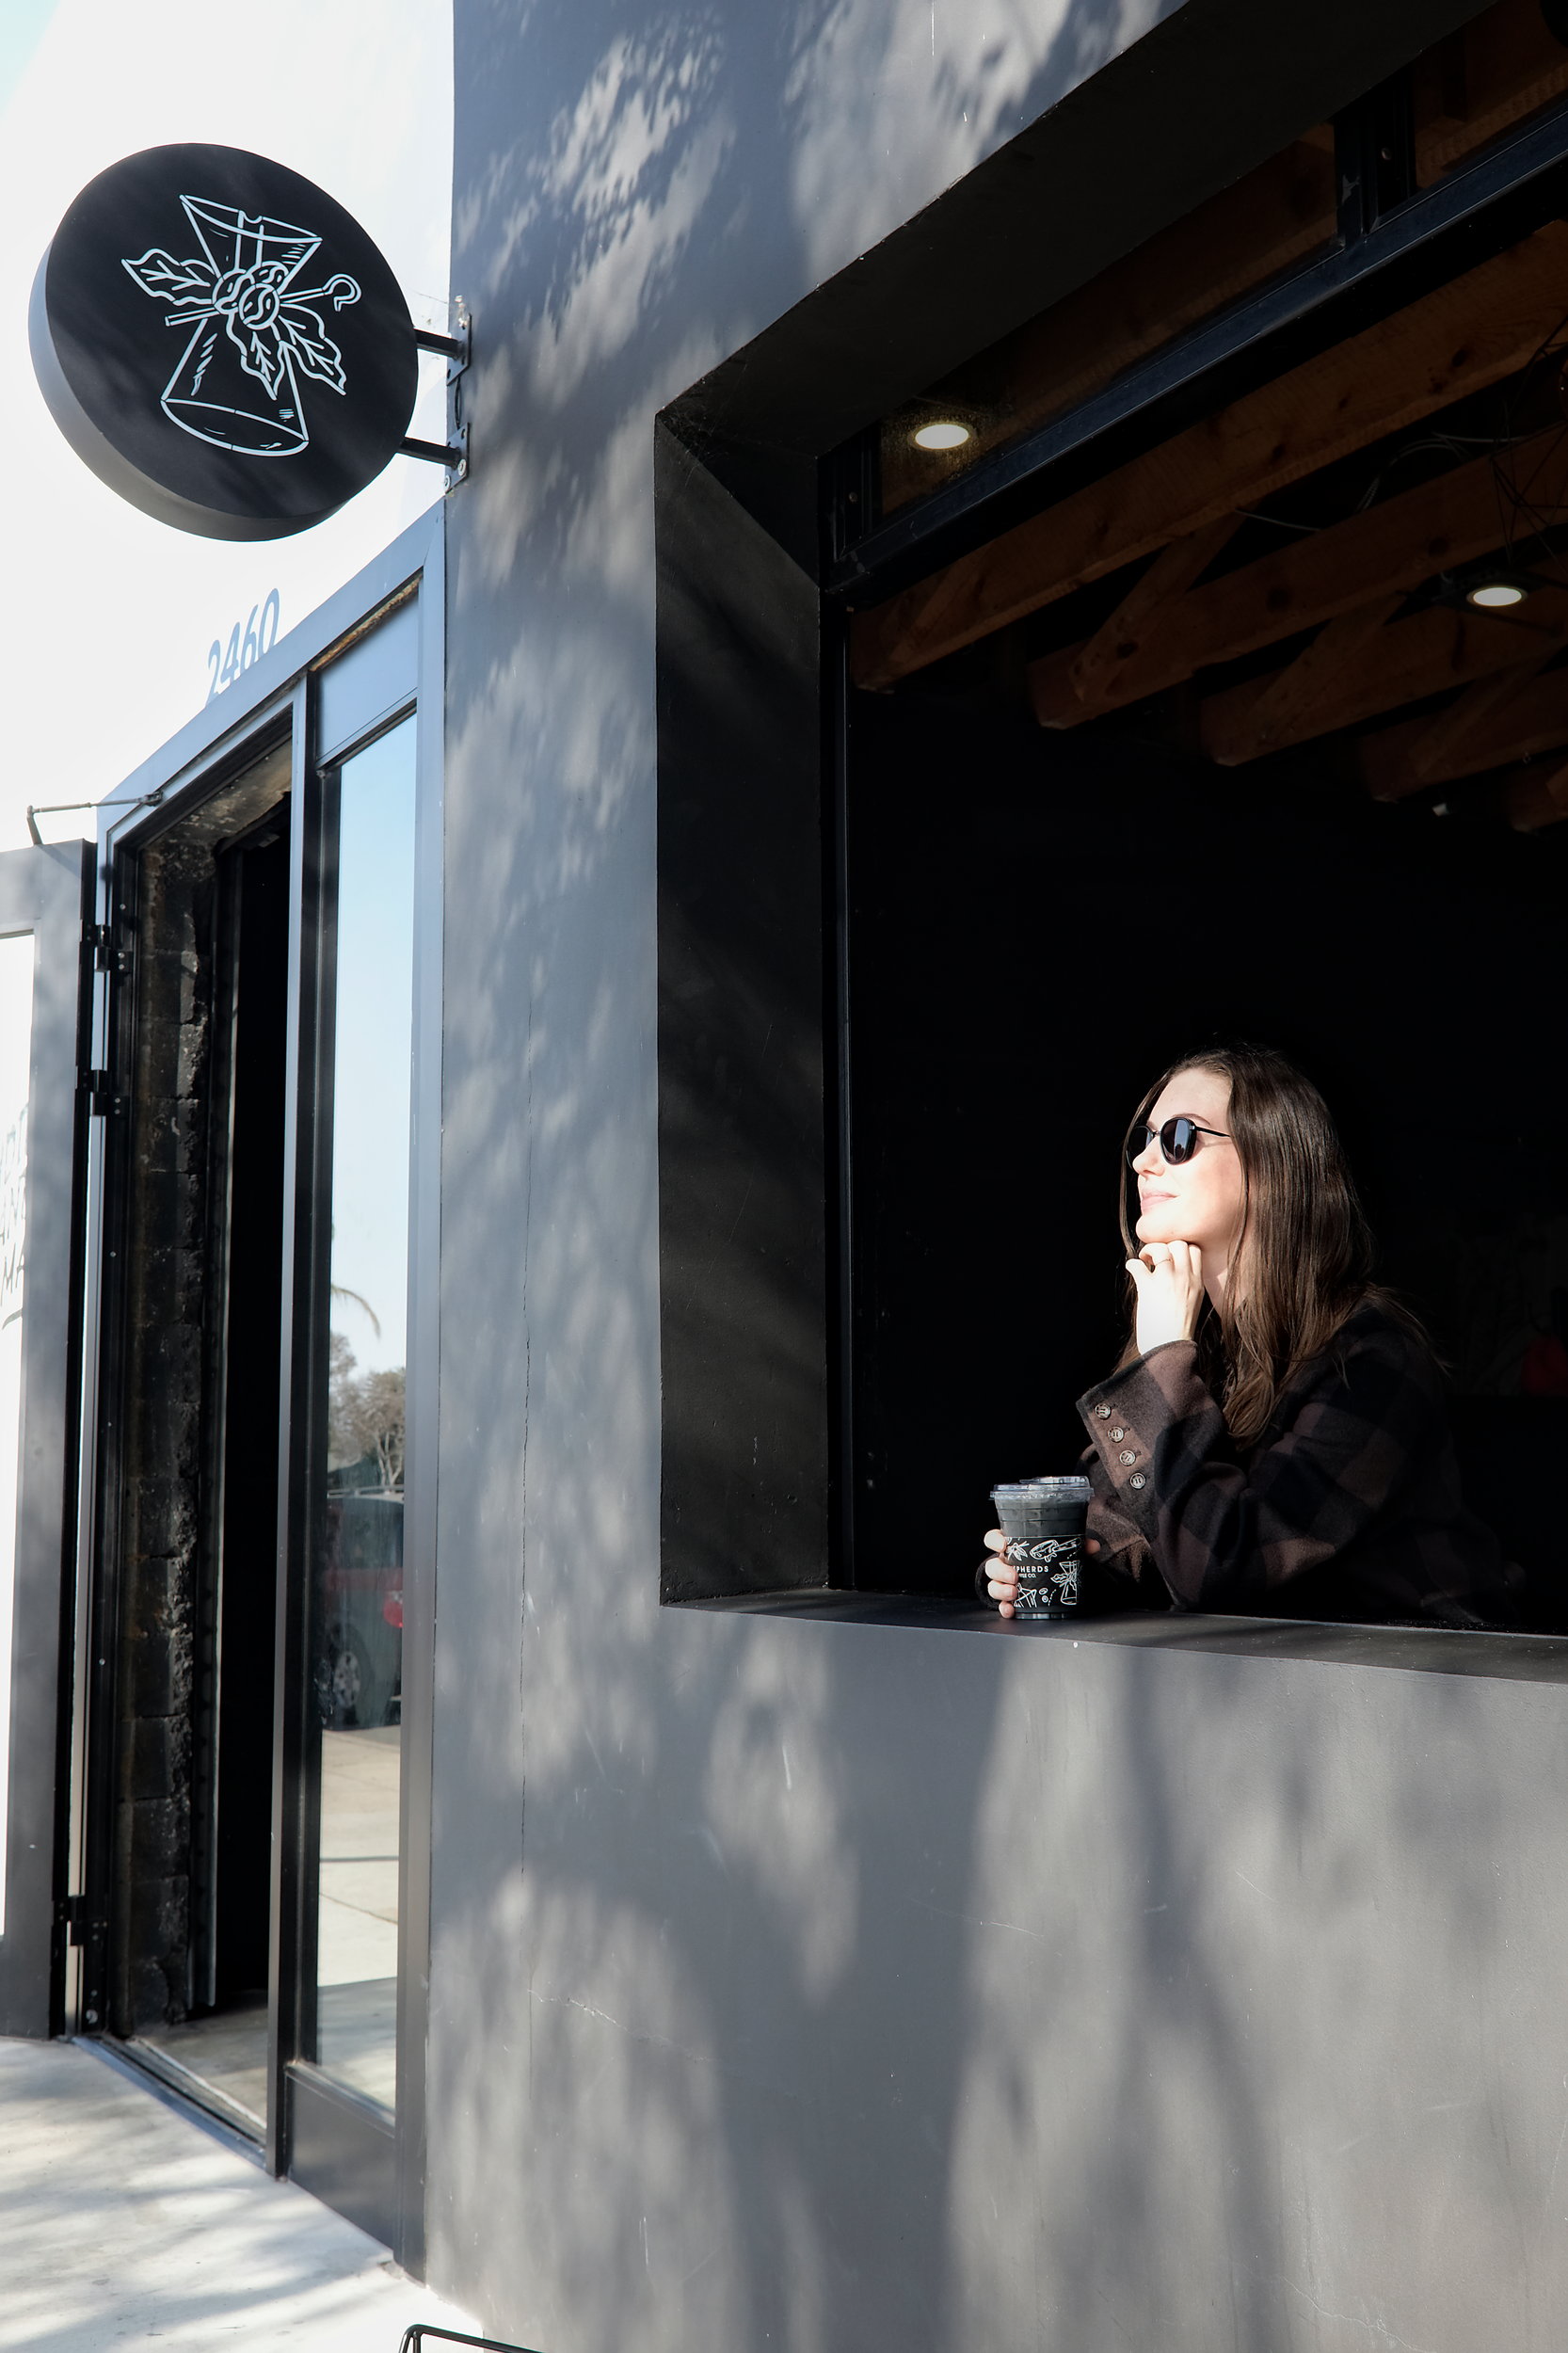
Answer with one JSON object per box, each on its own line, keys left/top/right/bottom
{"left": 205, "top": 589, "right": 280, "bottom": 701}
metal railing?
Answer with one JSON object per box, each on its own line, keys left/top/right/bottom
{"left": 398, "top": 2329, "right": 540, "bottom": 2353}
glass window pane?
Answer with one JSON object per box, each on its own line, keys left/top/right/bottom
{"left": 310, "top": 715, "right": 416, "bottom": 2110}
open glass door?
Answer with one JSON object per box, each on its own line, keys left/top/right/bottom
{"left": 75, "top": 731, "right": 296, "bottom": 2127}
{"left": 0, "top": 840, "right": 91, "bottom": 2038}
{"left": 70, "top": 564, "right": 432, "bottom": 2266}
{"left": 281, "top": 696, "right": 419, "bottom": 2246}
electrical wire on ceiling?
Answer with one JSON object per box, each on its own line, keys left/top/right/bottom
{"left": 1353, "top": 430, "right": 1539, "bottom": 512}
{"left": 1484, "top": 305, "right": 1568, "bottom": 571}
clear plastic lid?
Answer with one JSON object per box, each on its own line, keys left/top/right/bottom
{"left": 991, "top": 1475, "right": 1093, "bottom": 1498}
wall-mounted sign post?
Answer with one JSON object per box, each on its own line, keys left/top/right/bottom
{"left": 30, "top": 143, "right": 464, "bottom": 540}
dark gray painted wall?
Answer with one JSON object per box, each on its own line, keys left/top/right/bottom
{"left": 429, "top": 2, "right": 1568, "bottom": 2347}
{"left": 442, "top": 1600, "right": 1568, "bottom": 2352}
{"left": 655, "top": 423, "right": 829, "bottom": 1601}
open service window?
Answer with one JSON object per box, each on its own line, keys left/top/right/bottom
{"left": 658, "top": 0, "right": 1568, "bottom": 1635}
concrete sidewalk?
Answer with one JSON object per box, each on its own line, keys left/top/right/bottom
{"left": 0, "top": 2037, "right": 484, "bottom": 2351}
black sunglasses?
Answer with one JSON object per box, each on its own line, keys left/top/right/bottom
{"left": 1126, "top": 1116, "right": 1231, "bottom": 1171}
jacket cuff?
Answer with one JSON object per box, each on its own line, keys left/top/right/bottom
{"left": 1077, "top": 1341, "right": 1201, "bottom": 1533}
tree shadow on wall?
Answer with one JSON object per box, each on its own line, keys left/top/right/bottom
{"left": 429, "top": 6, "right": 1568, "bottom": 2351}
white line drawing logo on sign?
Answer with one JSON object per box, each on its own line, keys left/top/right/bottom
{"left": 122, "top": 196, "right": 360, "bottom": 457}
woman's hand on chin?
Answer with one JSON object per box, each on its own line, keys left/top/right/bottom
{"left": 1126, "top": 1237, "right": 1205, "bottom": 1354}
{"left": 982, "top": 1527, "right": 1100, "bottom": 1617}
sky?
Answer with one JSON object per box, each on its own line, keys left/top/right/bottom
{"left": 0, "top": 0, "right": 453, "bottom": 1396}
{"left": 331, "top": 719, "right": 418, "bottom": 1376}
{"left": 0, "top": 0, "right": 452, "bottom": 852}
{"left": 0, "top": 1, "right": 56, "bottom": 118}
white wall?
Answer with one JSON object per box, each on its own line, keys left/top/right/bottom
{"left": 0, "top": 0, "right": 453, "bottom": 850}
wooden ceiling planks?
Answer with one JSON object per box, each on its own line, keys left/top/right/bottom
{"left": 1028, "top": 428, "right": 1568, "bottom": 727}
{"left": 851, "top": 221, "right": 1568, "bottom": 691}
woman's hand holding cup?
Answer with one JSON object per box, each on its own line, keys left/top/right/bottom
{"left": 982, "top": 1526, "right": 1101, "bottom": 1617}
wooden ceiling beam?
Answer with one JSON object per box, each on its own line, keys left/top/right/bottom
{"left": 1412, "top": 1, "right": 1568, "bottom": 189}
{"left": 1029, "top": 428, "right": 1568, "bottom": 727}
{"left": 998, "top": 135, "right": 1336, "bottom": 440}
{"left": 851, "top": 222, "right": 1568, "bottom": 692}
{"left": 1045, "top": 518, "right": 1251, "bottom": 719}
{"left": 1360, "top": 658, "right": 1568, "bottom": 797}
{"left": 1199, "top": 590, "right": 1568, "bottom": 765}
{"left": 1388, "top": 656, "right": 1552, "bottom": 783}
{"left": 1223, "top": 596, "right": 1407, "bottom": 757}
{"left": 881, "top": 136, "right": 1336, "bottom": 515}
{"left": 1502, "top": 754, "right": 1568, "bottom": 830}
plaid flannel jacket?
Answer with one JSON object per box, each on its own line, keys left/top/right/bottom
{"left": 1076, "top": 1299, "right": 1510, "bottom": 1625}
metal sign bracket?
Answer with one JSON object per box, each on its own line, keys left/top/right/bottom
{"left": 402, "top": 304, "right": 472, "bottom": 482}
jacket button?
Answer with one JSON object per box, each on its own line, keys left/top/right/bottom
{"left": 1118, "top": 1449, "right": 1137, "bottom": 1465}
{"left": 1109, "top": 1427, "right": 1126, "bottom": 1442}
{"left": 1129, "top": 1472, "right": 1146, "bottom": 1490}
{"left": 1093, "top": 1404, "right": 1112, "bottom": 1418}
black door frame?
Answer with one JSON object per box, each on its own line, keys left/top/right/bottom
{"left": 67, "top": 508, "right": 442, "bottom": 2271}
{"left": 0, "top": 838, "right": 93, "bottom": 2040}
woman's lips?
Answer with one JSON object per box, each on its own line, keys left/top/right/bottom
{"left": 1141, "top": 1191, "right": 1175, "bottom": 1206}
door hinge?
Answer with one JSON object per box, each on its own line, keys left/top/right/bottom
{"left": 80, "top": 1068, "right": 123, "bottom": 1118}
{"left": 58, "top": 1894, "right": 95, "bottom": 1946}
{"left": 83, "top": 922, "right": 129, "bottom": 976}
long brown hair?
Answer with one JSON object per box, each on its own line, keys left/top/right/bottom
{"left": 1118, "top": 1043, "right": 1409, "bottom": 1446}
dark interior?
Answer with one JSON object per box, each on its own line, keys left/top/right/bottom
{"left": 208, "top": 817, "right": 289, "bottom": 2008}
{"left": 111, "top": 746, "right": 292, "bottom": 2114}
{"left": 846, "top": 685, "right": 1568, "bottom": 1625}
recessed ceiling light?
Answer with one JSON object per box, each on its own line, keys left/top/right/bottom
{"left": 912, "top": 420, "right": 971, "bottom": 452}
{"left": 1465, "top": 579, "right": 1528, "bottom": 608}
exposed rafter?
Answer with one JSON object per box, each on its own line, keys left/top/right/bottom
{"left": 1359, "top": 657, "right": 1568, "bottom": 797}
{"left": 1029, "top": 428, "right": 1568, "bottom": 727}
{"left": 1502, "top": 754, "right": 1568, "bottom": 830}
{"left": 852, "top": 222, "right": 1568, "bottom": 691}
{"left": 1199, "top": 591, "right": 1568, "bottom": 764}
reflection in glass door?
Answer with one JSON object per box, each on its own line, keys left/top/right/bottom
{"left": 305, "top": 716, "right": 417, "bottom": 2113}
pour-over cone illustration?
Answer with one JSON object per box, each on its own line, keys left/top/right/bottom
{"left": 123, "top": 193, "right": 360, "bottom": 457}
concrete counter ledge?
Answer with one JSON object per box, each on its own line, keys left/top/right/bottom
{"left": 679, "top": 1590, "right": 1568, "bottom": 1682}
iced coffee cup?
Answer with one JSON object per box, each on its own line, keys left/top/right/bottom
{"left": 990, "top": 1476, "right": 1093, "bottom": 1617}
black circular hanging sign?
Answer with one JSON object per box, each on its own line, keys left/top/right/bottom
{"left": 30, "top": 143, "right": 419, "bottom": 540}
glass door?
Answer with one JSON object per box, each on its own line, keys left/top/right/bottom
{"left": 76, "top": 735, "right": 294, "bottom": 2131}
{"left": 65, "top": 553, "right": 435, "bottom": 2266}
{"left": 304, "top": 715, "right": 416, "bottom": 2113}
{"left": 280, "top": 609, "right": 427, "bottom": 2252}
